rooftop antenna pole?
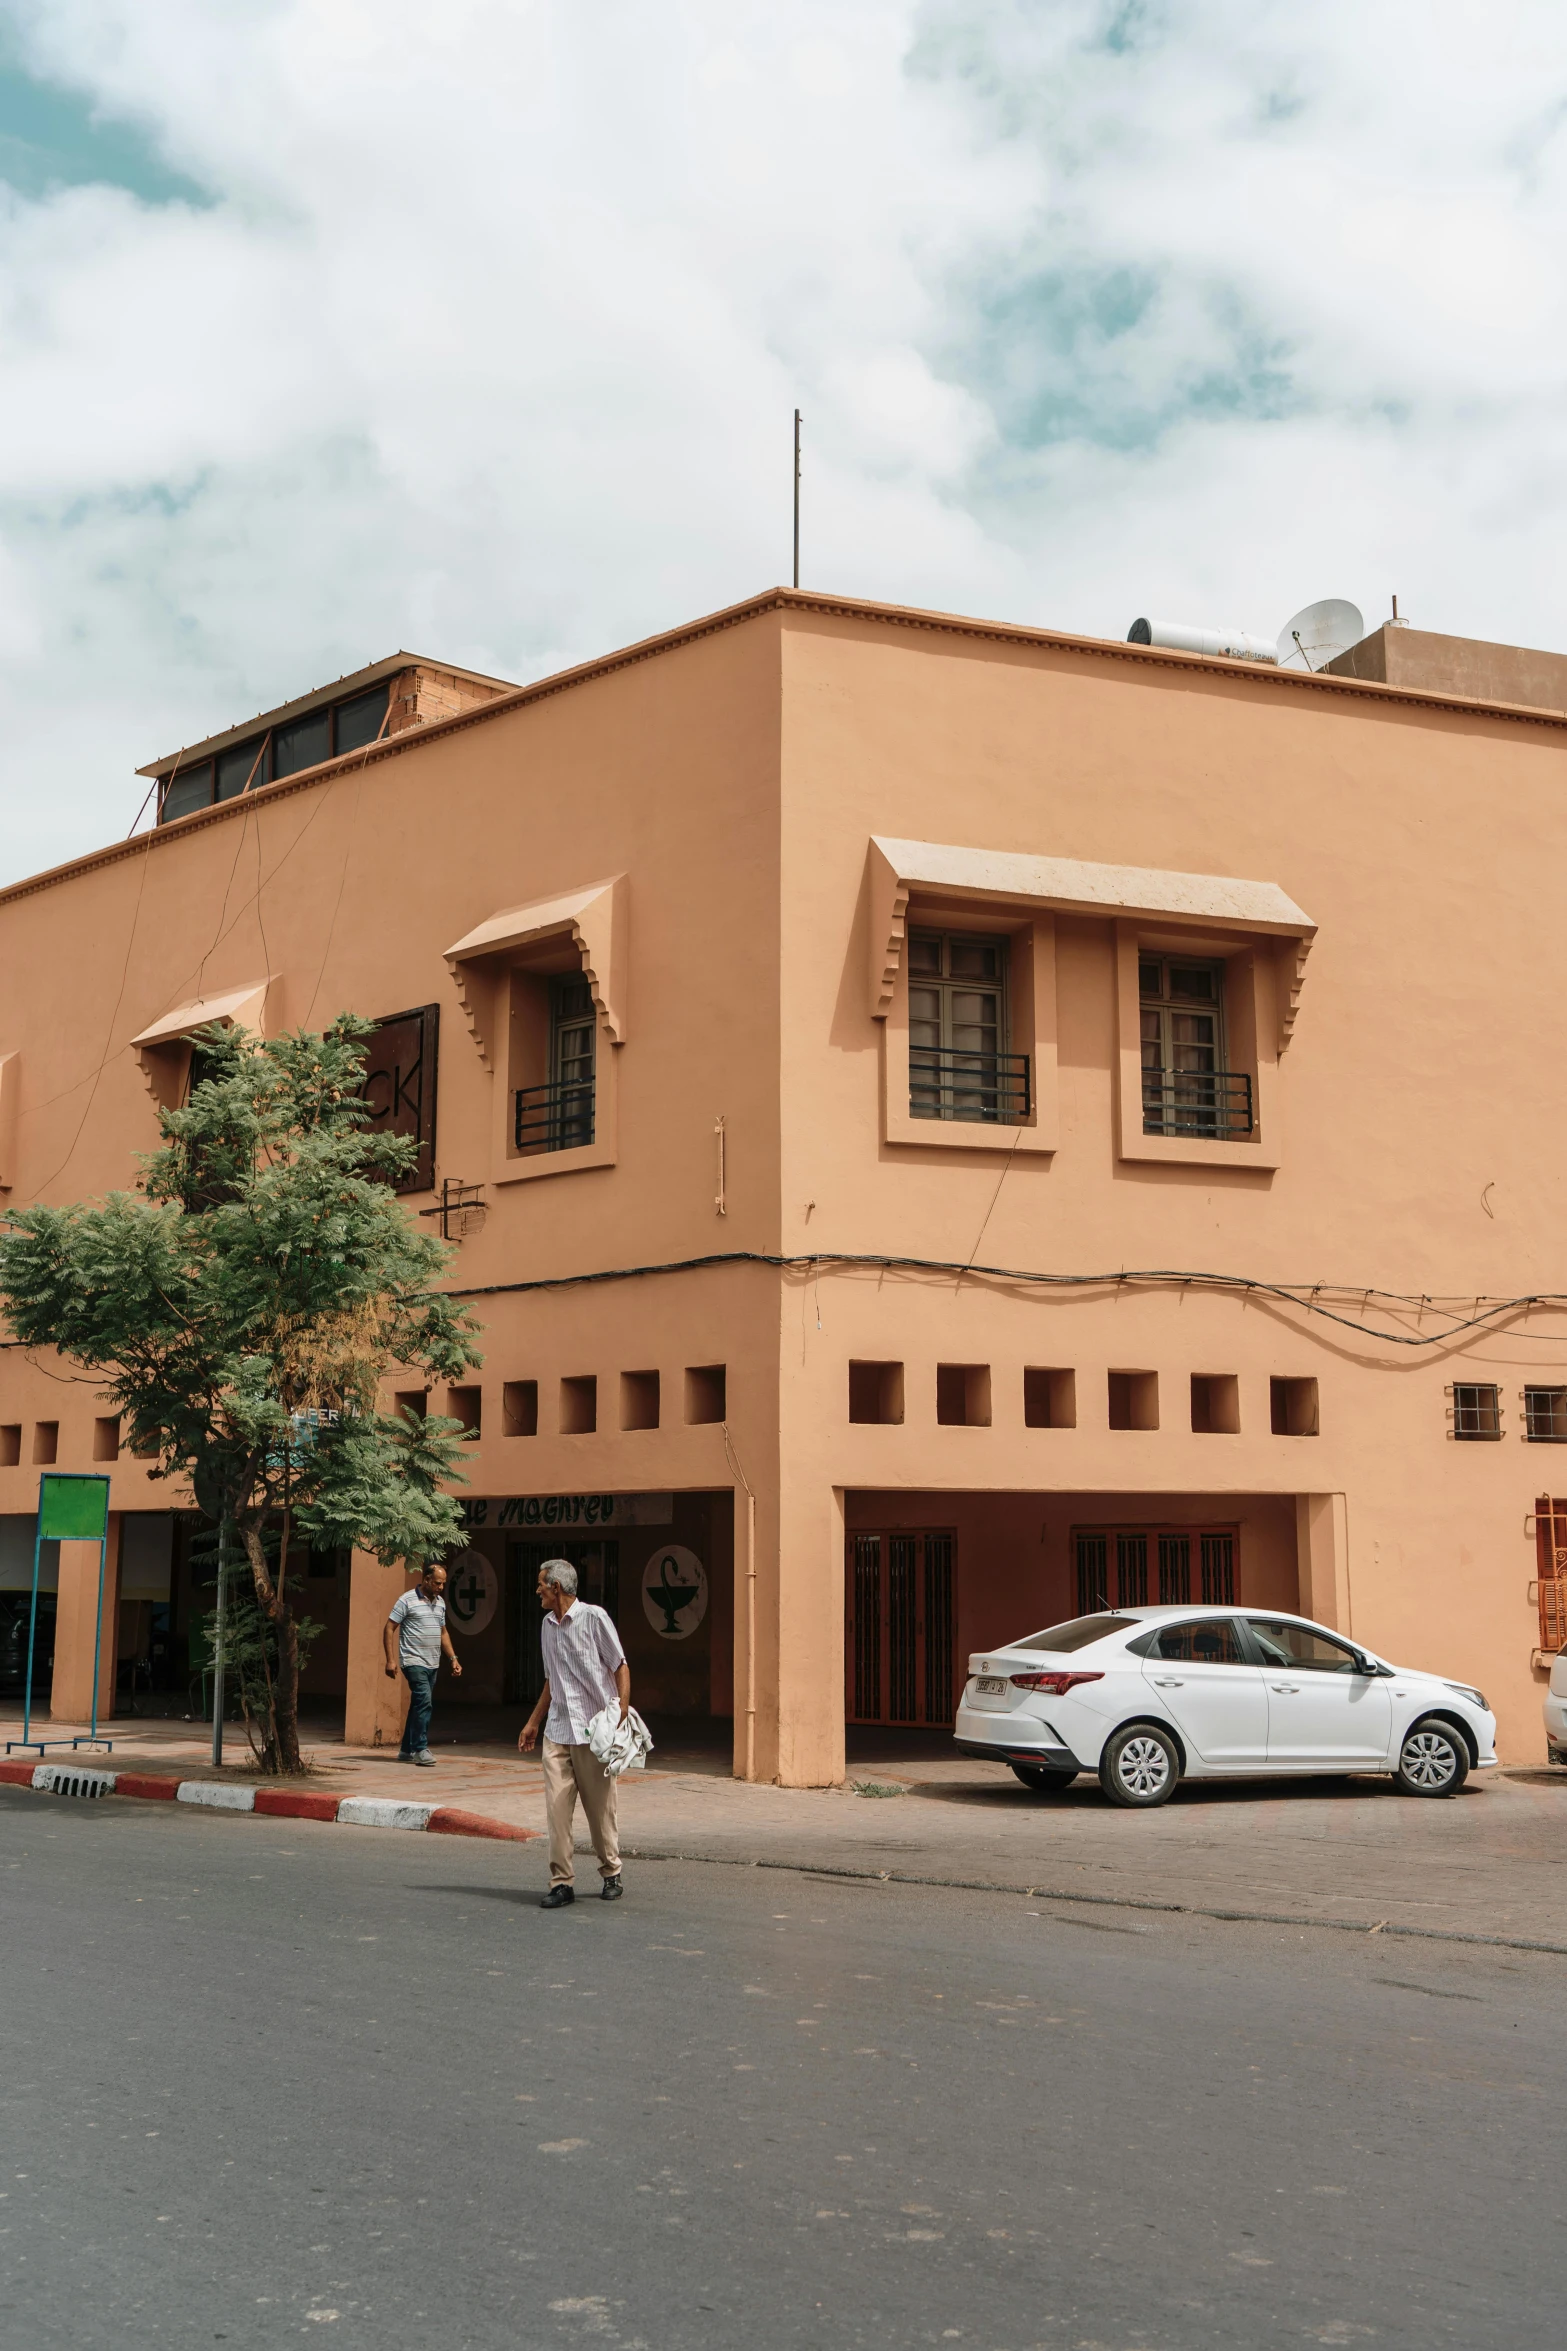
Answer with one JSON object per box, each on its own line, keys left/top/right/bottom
{"left": 792, "top": 409, "right": 801, "bottom": 591}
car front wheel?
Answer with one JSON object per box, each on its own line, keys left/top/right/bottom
{"left": 1395, "top": 1718, "right": 1470, "bottom": 1797}
{"left": 1099, "top": 1723, "right": 1180, "bottom": 1809}
{"left": 1010, "top": 1762, "right": 1077, "bottom": 1794}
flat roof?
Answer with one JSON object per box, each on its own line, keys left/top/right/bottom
{"left": 137, "top": 650, "right": 519, "bottom": 778}
{"left": 7, "top": 583, "right": 1566, "bottom": 915}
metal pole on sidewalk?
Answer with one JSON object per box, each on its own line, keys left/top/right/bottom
{"left": 211, "top": 1518, "right": 228, "bottom": 1770}
{"left": 87, "top": 1531, "right": 107, "bottom": 1743}
{"left": 19, "top": 1513, "right": 43, "bottom": 1750}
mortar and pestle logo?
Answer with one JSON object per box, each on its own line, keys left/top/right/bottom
{"left": 641, "top": 1545, "right": 708, "bottom": 1639}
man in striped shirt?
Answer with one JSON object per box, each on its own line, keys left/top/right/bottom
{"left": 518, "top": 1558, "right": 630, "bottom": 1909}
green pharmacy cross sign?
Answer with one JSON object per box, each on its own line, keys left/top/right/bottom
{"left": 5, "top": 1472, "right": 114, "bottom": 1759}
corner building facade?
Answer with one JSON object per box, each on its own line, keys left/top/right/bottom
{"left": 2, "top": 593, "right": 1563, "bottom": 1776}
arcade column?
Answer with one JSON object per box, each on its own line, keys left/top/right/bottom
{"left": 741, "top": 1479, "right": 845, "bottom": 1788}
{"left": 343, "top": 1548, "right": 413, "bottom": 1747}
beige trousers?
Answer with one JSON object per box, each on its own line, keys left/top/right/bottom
{"left": 542, "top": 1737, "right": 621, "bottom": 1886}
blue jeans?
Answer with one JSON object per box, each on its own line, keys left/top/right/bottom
{"left": 400, "top": 1663, "right": 436, "bottom": 1757}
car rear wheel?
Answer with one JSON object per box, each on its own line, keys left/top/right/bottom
{"left": 1010, "top": 1762, "right": 1077, "bottom": 1794}
{"left": 1099, "top": 1723, "right": 1180, "bottom": 1809}
{"left": 1395, "top": 1718, "right": 1469, "bottom": 1797}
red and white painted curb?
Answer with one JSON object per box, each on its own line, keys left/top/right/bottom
{"left": 0, "top": 1756, "right": 537, "bottom": 1841}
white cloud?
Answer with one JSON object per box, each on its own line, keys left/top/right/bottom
{"left": 1, "top": 0, "right": 1567, "bottom": 877}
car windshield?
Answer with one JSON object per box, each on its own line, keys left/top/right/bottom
{"left": 1011, "top": 1613, "right": 1132, "bottom": 1654}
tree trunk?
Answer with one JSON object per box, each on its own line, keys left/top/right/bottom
{"left": 273, "top": 1607, "right": 302, "bottom": 1774}
{"left": 272, "top": 1506, "right": 302, "bottom": 1775}
{"left": 238, "top": 1513, "right": 304, "bottom": 1775}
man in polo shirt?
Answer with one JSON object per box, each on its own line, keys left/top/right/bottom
{"left": 383, "top": 1562, "right": 462, "bottom": 1766}
{"left": 518, "top": 1558, "right": 629, "bottom": 1908}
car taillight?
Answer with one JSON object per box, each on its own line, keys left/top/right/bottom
{"left": 1009, "top": 1670, "right": 1104, "bottom": 1696}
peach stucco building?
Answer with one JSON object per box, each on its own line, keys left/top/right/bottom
{"left": 3, "top": 590, "right": 1566, "bottom": 1778}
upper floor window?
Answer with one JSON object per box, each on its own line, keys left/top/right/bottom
{"left": 1451, "top": 1383, "right": 1502, "bottom": 1441}
{"left": 516, "top": 974, "right": 596, "bottom": 1155}
{"left": 908, "top": 931, "right": 1029, "bottom": 1124}
{"left": 1139, "top": 955, "right": 1252, "bottom": 1139}
{"left": 1526, "top": 1386, "right": 1567, "bottom": 1443}
{"left": 159, "top": 683, "right": 389, "bottom": 823}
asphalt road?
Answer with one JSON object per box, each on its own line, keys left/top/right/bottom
{"left": 3, "top": 1785, "right": 1564, "bottom": 2350}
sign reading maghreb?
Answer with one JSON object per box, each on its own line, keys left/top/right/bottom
{"left": 457, "top": 1492, "right": 675, "bottom": 1532}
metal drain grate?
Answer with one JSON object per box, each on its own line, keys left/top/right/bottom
{"left": 34, "top": 1765, "right": 115, "bottom": 1799}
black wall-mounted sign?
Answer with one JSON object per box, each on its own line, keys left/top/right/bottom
{"left": 363, "top": 1004, "right": 438, "bottom": 1193}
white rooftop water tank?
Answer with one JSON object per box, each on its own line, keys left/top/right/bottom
{"left": 1127, "top": 617, "right": 1278, "bottom": 665}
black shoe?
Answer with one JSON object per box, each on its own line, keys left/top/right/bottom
{"left": 540, "top": 1886, "right": 575, "bottom": 1909}
{"left": 600, "top": 1876, "right": 624, "bottom": 1901}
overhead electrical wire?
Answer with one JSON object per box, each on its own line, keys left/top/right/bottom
{"left": 443, "top": 1249, "right": 1567, "bottom": 1350}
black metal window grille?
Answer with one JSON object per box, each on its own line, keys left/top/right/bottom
{"left": 908, "top": 930, "right": 1028, "bottom": 1123}
{"left": 1077, "top": 1524, "right": 1233, "bottom": 1611}
{"left": 1158, "top": 1532, "right": 1191, "bottom": 1605}
{"left": 1200, "top": 1532, "right": 1236, "bottom": 1605}
{"left": 852, "top": 1536, "right": 882, "bottom": 1721}
{"left": 1525, "top": 1387, "right": 1567, "bottom": 1443}
{"left": 846, "top": 1530, "right": 956, "bottom": 1726}
{"left": 1139, "top": 954, "right": 1252, "bottom": 1138}
{"left": 1116, "top": 1532, "right": 1148, "bottom": 1607}
{"left": 1451, "top": 1383, "right": 1502, "bottom": 1441}
{"left": 888, "top": 1537, "right": 919, "bottom": 1724}
{"left": 514, "top": 974, "right": 596, "bottom": 1155}
{"left": 924, "top": 1535, "right": 954, "bottom": 1725}
{"left": 1075, "top": 1531, "right": 1109, "bottom": 1616}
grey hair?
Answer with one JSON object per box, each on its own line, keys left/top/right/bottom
{"left": 539, "top": 1559, "right": 578, "bottom": 1596}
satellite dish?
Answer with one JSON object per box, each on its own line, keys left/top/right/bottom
{"left": 1276, "top": 598, "right": 1365, "bottom": 673}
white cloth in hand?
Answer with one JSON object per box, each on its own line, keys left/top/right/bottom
{"left": 586, "top": 1703, "right": 654, "bottom": 1777}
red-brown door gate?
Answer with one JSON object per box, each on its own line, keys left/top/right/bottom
{"left": 846, "top": 1530, "right": 956, "bottom": 1727}
{"left": 1535, "top": 1496, "right": 1567, "bottom": 1655}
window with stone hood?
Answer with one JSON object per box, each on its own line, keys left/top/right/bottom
{"left": 907, "top": 931, "right": 1028, "bottom": 1124}
{"left": 1139, "top": 955, "right": 1252, "bottom": 1139}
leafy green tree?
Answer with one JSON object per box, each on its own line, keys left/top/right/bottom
{"left": 0, "top": 1016, "right": 482, "bottom": 1772}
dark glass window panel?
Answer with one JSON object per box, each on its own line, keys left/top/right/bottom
{"left": 272, "top": 710, "right": 332, "bottom": 780}
{"left": 1169, "top": 964, "right": 1217, "bottom": 1002}
{"left": 1245, "top": 1619, "right": 1358, "bottom": 1673}
{"left": 334, "top": 685, "right": 389, "bottom": 754}
{"left": 360, "top": 1006, "right": 438, "bottom": 1193}
{"left": 909, "top": 986, "right": 942, "bottom": 1048}
{"left": 1138, "top": 958, "right": 1162, "bottom": 999}
{"left": 185, "top": 1046, "right": 228, "bottom": 1098}
{"left": 907, "top": 934, "right": 943, "bottom": 974}
{"left": 1150, "top": 1618, "right": 1246, "bottom": 1664}
{"left": 553, "top": 977, "right": 595, "bottom": 1028}
{"left": 948, "top": 938, "right": 1000, "bottom": 982}
{"left": 547, "top": 973, "right": 596, "bottom": 1151}
{"left": 216, "top": 740, "right": 264, "bottom": 800}
{"left": 162, "top": 763, "right": 213, "bottom": 821}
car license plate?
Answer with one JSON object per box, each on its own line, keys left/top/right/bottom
{"left": 976, "top": 1676, "right": 1007, "bottom": 1696}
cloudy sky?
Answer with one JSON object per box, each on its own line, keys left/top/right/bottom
{"left": 0, "top": 0, "right": 1561, "bottom": 880}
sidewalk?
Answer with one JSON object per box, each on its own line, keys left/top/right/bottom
{"left": 7, "top": 1704, "right": 1567, "bottom": 1951}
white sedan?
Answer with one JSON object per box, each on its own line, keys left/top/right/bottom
{"left": 955, "top": 1604, "right": 1496, "bottom": 1807}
